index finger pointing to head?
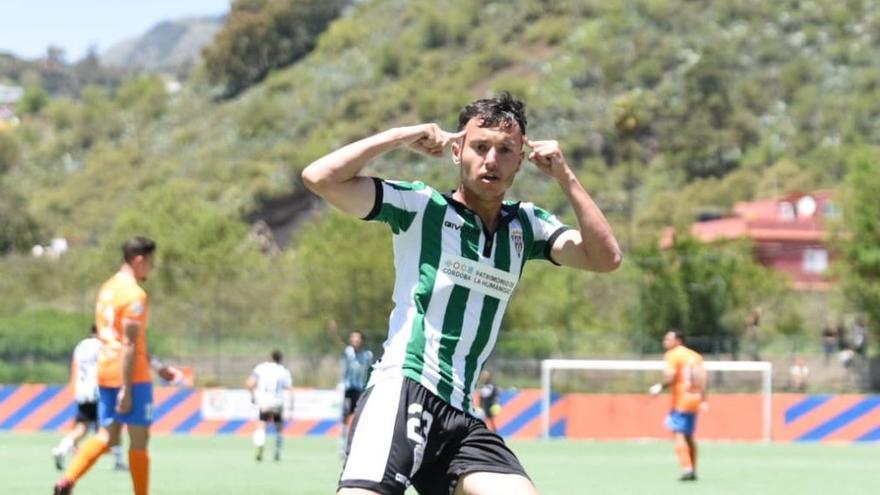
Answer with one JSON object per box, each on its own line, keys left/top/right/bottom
{"left": 524, "top": 137, "right": 534, "bottom": 148}
{"left": 450, "top": 129, "right": 466, "bottom": 140}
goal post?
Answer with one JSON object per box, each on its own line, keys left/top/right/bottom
{"left": 540, "top": 359, "right": 773, "bottom": 442}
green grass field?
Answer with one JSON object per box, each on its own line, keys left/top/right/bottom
{"left": 3, "top": 432, "right": 877, "bottom": 494}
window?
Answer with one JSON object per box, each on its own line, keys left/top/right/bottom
{"left": 778, "top": 201, "right": 795, "bottom": 221}
{"left": 803, "top": 248, "right": 828, "bottom": 273}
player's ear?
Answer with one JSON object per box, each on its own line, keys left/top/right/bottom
{"left": 451, "top": 140, "right": 461, "bottom": 165}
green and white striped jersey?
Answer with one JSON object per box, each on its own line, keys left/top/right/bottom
{"left": 364, "top": 178, "right": 570, "bottom": 412}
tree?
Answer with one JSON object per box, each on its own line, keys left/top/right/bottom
{"left": 94, "top": 183, "right": 288, "bottom": 351}
{"left": 839, "top": 147, "right": 880, "bottom": 354}
{"left": 659, "top": 45, "right": 758, "bottom": 180}
{"left": 284, "top": 211, "right": 395, "bottom": 346}
{"left": 115, "top": 76, "right": 168, "bottom": 120}
{"left": 633, "top": 236, "right": 783, "bottom": 354}
{"left": 16, "top": 86, "right": 49, "bottom": 115}
{"left": 202, "top": 0, "right": 350, "bottom": 97}
{"left": 0, "top": 185, "right": 41, "bottom": 254}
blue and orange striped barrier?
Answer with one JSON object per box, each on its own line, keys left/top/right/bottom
{"left": 1, "top": 385, "right": 877, "bottom": 442}
{"left": 775, "top": 394, "right": 880, "bottom": 442}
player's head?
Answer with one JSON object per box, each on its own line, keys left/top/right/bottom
{"left": 122, "top": 236, "right": 156, "bottom": 282}
{"left": 271, "top": 349, "right": 283, "bottom": 363}
{"left": 349, "top": 330, "right": 364, "bottom": 350}
{"left": 480, "top": 369, "right": 493, "bottom": 382}
{"left": 663, "top": 329, "right": 685, "bottom": 350}
{"left": 452, "top": 92, "right": 528, "bottom": 201}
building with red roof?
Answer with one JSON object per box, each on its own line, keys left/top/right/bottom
{"left": 661, "top": 190, "right": 839, "bottom": 290}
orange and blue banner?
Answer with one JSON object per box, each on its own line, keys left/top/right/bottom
{"left": 1, "top": 385, "right": 877, "bottom": 443}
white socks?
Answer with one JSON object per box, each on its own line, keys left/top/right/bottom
{"left": 55, "top": 436, "right": 75, "bottom": 456}
{"left": 253, "top": 428, "right": 267, "bottom": 448}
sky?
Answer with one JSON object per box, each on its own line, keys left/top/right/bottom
{"left": 0, "top": 0, "right": 231, "bottom": 61}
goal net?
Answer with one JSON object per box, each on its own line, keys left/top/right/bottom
{"left": 540, "top": 359, "right": 773, "bottom": 442}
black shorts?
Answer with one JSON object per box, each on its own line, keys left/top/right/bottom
{"left": 258, "top": 407, "right": 283, "bottom": 423}
{"left": 75, "top": 401, "right": 98, "bottom": 423}
{"left": 343, "top": 388, "right": 363, "bottom": 419}
{"left": 338, "top": 377, "right": 529, "bottom": 495}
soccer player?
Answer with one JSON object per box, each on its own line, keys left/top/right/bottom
{"left": 476, "top": 369, "right": 500, "bottom": 432}
{"left": 650, "top": 329, "right": 708, "bottom": 481}
{"left": 52, "top": 324, "right": 100, "bottom": 469}
{"left": 302, "top": 92, "right": 622, "bottom": 495}
{"left": 246, "top": 349, "right": 293, "bottom": 462}
{"left": 52, "top": 324, "right": 129, "bottom": 472}
{"left": 333, "top": 328, "right": 374, "bottom": 456}
{"left": 53, "top": 236, "right": 179, "bottom": 495}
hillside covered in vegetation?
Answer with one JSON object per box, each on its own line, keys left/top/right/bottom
{"left": 1, "top": 0, "right": 878, "bottom": 383}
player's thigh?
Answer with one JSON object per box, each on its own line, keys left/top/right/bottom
{"left": 118, "top": 384, "right": 153, "bottom": 450}
{"left": 98, "top": 386, "right": 120, "bottom": 428}
{"left": 118, "top": 383, "right": 154, "bottom": 429}
{"left": 342, "top": 389, "right": 360, "bottom": 420}
{"left": 454, "top": 472, "right": 538, "bottom": 495}
{"left": 69, "top": 421, "right": 87, "bottom": 436}
{"left": 339, "top": 378, "right": 427, "bottom": 494}
{"left": 447, "top": 419, "right": 530, "bottom": 482}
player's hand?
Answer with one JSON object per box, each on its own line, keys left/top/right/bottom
{"left": 116, "top": 387, "right": 132, "bottom": 414}
{"left": 406, "top": 124, "right": 465, "bottom": 157}
{"left": 700, "top": 401, "right": 710, "bottom": 413}
{"left": 158, "top": 366, "right": 184, "bottom": 384}
{"left": 525, "top": 138, "right": 569, "bottom": 178}
{"left": 649, "top": 383, "right": 663, "bottom": 396}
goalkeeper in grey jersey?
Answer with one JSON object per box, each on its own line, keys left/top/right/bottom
{"left": 330, "top": 323, "right": 374, "bottom": 456}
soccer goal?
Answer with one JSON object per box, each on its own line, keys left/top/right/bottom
{"left": 540, "top": 359, "right": 773, "bottom": 442}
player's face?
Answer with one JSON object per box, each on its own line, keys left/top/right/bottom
{"left": 349, "top": 332, "right": 363, "bottom": 349}
{"left": 133, "top": 254, "right": 154, "bottom": 282}
{"left": 662, "top": 331, "right": 678, "bottom": 350}
{"left": 453, "top": 118, "right": 525, "bottom": 202}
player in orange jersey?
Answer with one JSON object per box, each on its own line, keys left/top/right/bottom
{"left": 54, "top": 236, "right": 180, "bottom": 495}
{"left": 650, "top": 329, "right": 708, "bottom": 481}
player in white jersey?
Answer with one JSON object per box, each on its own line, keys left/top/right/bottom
{"left": 302, "top": 92, "right": 622, "bottom": 495}
{"left": 246, "top": 349, "right": 293, "bottom": 461}
{"left": 52, "top": 325, "right": 125, "bottom": 471}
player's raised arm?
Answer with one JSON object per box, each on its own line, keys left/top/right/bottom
{"left": 326, "top": 319, "right": 347, "bottom": 351}
{"left": 300, "top": 124, "right": 464, "bottom": 218}
{"left": 525, "top": 137, "right": 622, "bottom": 273}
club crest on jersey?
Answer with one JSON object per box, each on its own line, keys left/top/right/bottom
{"left": 511, "top": 228, "right": 524, "bottom": 257}
{"left": 130, "top": 301, "right": 144, "bottom": 316}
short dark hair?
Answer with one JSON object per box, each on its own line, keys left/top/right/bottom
{"left": 458, "top": 91, "right": 527, "bottom": 136}
{"left": 668, "top": 328, "right": 686, "bottom": 344}
{"left": 89, "top": 323, "right": 97, "bottom": 335}
{"left": 122, "top": 236, "right": 156, "bottom": 263}
{"left": 350, "top": 330, "right": 364, "bottom": 339}
{"left": 271, "top": 349, "right": 283, "bottom": 363}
